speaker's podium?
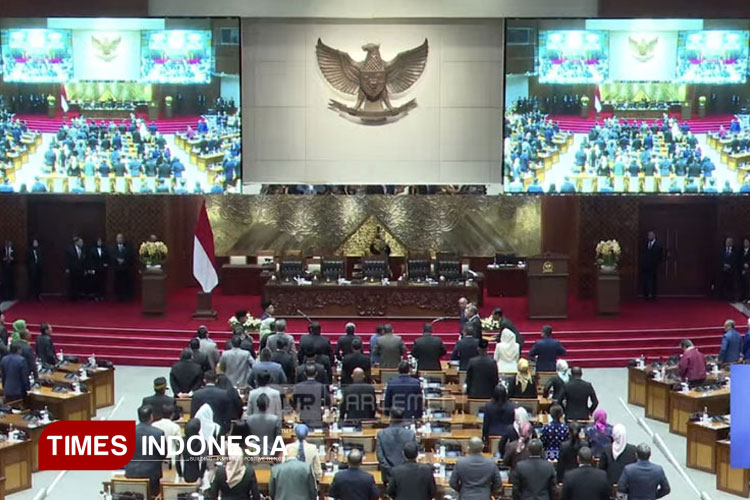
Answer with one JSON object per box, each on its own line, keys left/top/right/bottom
{"left": 527, "top": 254, "right": 569, "bottom": 319}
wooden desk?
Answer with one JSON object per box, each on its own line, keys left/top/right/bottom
{"left": 716, "top": 440, "right": 750, "bottom": 497}
{"left": 628, "top": 367, "right": 647, "bottom": 407}
{"left": 485, "top": 267, "right": 527, "bottom": 297}
{"left": 220, "top": 264, "right": 272, "bottom": 295}
{"left": 686, "top": 418, "right": 729, "bottom": 474}
{"left": 56, "top": 363, "right": 116, "bottom": 409}
{"left": 0, "top": 440, "right": 32, "bottom": 494}
{"left": 28, "top": 386, "right": 92, "bottom": 421}
{"left": 669, "top": 388, "right": 729, "bottom": 437}
{"left": 0, "top": 412, "right": 52, "bottom": 471}
{"left": 645, "top": 377, "right": 672, "bottom": 423}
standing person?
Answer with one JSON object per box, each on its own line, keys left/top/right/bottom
{"left": 335, "top": 322, "right": 362, "bottom": 360}
{"left": 677, "top": 339, "right": 707, "bottom": 387}
{"left": 124, "top": 406, "right": 166, "bottom": 497}
{"left": 65, "top": 237, "right": 86, "bottom": 301}
{"left": 494, "top": 328, "right": 520, "bottom": 373}
{"left": 35, "top": 323, "right": 56, "bottom": 366}
{"left": 457, "top": 296, "right": 469, "bottom": 334}
{"left": 561, "top": 367, "right": 599, "bottom": 421}
{"left": 373, "top": 324, "right": 406, "bottom": 369}
{"left": 528, "top": 325, "right": 567, "bottom": 372}
{"left": 561, "top": 447, "right": 611, "bottom": 500}
{"left": 285, "top": 424, "right": 322, "bottom": 482}
{"left": 384, "top": 361, "right": 423, "bottom": 419}
{"left": 340, "top": 368, "right": 377, "bottom": 421}
{"left": 741, "top": 237, "right": 750, "bottom": 303}
{"left": 297, "top": 321, "right": 333, "bottom": 365}
{"left": 197, "top": 326, "right": 220, "bottom": 370}
{"left": 26, "top": 238, "right": 43, "bottom": 301}
{"left": 481, "top": 384, "right": 516, "bottom": 443}
{"left": 292, "top": 363, "right": 329, "bottom": 427}
{"left": 411, "top": 323, "right": 446, "bottom": 371}
{"left": 451, "top": 326, "right": 480, "bottom": 371}
{"left": 617, "top": 443, "right": 671, "bottom": 500}
{"left": 1, "top": 343, "right": 30, "bottom": 403}
{"left": 466, "top": 338, "right": 499, "bottom": 399}
{"left": 543, "top": 359, "right": 571, "bottom": 403}
{"left": 329, "top": 450, "right": 380, "bottom": 500}
{"left": 642, "top": 230, "right": 663, "bottom": 301}
{"left": 170, "top": 348, "right": 203, "bottom": 396}
{"left": 190, "top": 371, "right": 233, "bottom": 434}
{"left": 269, "top": 455, "right": 318, "bottom": 500}
{"left": 510, "top": 439, "right": 557, "bottom": 500}
{"left": 376, "top": 408, "right": 417, "bottom": 486}
{"left": 599, "top": 424, "right": 638, "bottom": 486}
{"left": 208, "top": 444, "right": 261, "bottom": 500}
{"left": 540, "top": 404, "right": 569, "bottom": 461}
{"left": 720, "top": 236, "right": 740, "bottom": 301}
{"left": 1, "top": 240, "right": 16, "bottom": 301}
{"left": 244, "top": 394, "right": 281, "bottom": 456}
{"left": 176, "top": 419, "right": 206, "bottom": 483}
{"left": 88, "top": 236, "right": 109, "bottom": 301}
{"left": 449, "top": 437, "right": 503, "bottom": 499}
{"left": 386, "top": 441, "right": 437, "bottom": 500}
{"left": 219, "top": 336, "right": 253, "bottom": 387}
{"left": 503, "top": 421, "right": 533, "bottom": 468}
{"left": 557, "top": 422, "right": 589, "bottom": 483}
{"left": 369, "top": 325, "right": 383, "bottom": 366}
{"left": 246, "top": 371, "right": 282, "bottom": 418}
{"left": 509, "top": 358, "right": 538, "bottom": 399}
{"left": 719, "top": 319, "right": 742, "bottom": 364}
{"left": 341, "top": 338, "right": 371, "bottom": 385}
{"left": 112, "top": 233, "right": 134, "bottom": 301}
{"left": 584, "top": 410, "right": 613, "bottom": 458}
{"left": 465, "top": 303, "right": 482, "bottom": 339}
{"left": 491, "top": 308, "right": 523, "bottom": 351}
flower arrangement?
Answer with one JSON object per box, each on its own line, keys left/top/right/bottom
{"left": 481, "top": 316, "right": 502, "bottom": 332}
{"left": 581, "top": 95, "right": 590, "bottom": 106}
{"left": 139, "top": 241, "right": 168, "bottom": 266}
{"left": 165, "top": 95, "right": 173, "bottom": 106}
{"left": 228, "top": 313, "right": 261, "bottom": 332}
{"left": 596, "top": 239, "right": 621, "bottom": 270}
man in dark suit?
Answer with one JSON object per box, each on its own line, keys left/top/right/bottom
{"left": 88, "top": 237, "right": 109, "bottom": 301}
{"left": 465, "top": 303, "right": 482, "bottom": 339}
{"left": 189, "top": 338, "right": 211, "bottom": 374}
{"left": 528, "top": 325, "right": 567, "bottom": 372}
{"left": 190, "top": 371, "right": 233, "bottom": 433}
{"left": 458, "top": 296, "right": 469, "bottom": 334}
{"left": 561, "top": 367, "right": 599, "bottom": 421}
{"left": 35, "top": 323, "right": 56, "bottom": 366}
{"left": 341, "top": 338, "right": 371, "bottom": 385}
{"left": 170, "top": 348, "right": 204, "bottom": 396}
{"left": 720, "top": 236, "right": 740, "bottom": 301}
{"left": 335, "top": 322, "right": 362, "bottom": 360}
{"left": 125, "top": 406, "right": 166, "bottom": 497}
{"left": 65, "top": 237, "right": 86, "bottom": 301}
{"left": 1, "top": 240, "right": 16, "bottom": 301}
{"left": 298, "top": 322, "right": 333, "bottom": 365}
{"left": 411, "top": 323, "right": 446, "bottom": 371}
{"left": 466, "top": 339, "right": 499, "bottom": 399}
{"left": 450, "top": 437, "right": 503, "bottom": 500}
{"left": 293, "top": 363, "right": 330, "bottom": 426}
{"left": 617, "top": 443, "right": 671, "bottom": 500}
{"left": 329, "top": 450, "right": 380, "bottom": 500}
{"left": 384, "top": 361, "right": 422, "bottom": 419}
{"left": 642, "top": 231, "right": 662, "bottom": 300}
{"left": 510, "top": 439, "right": 556, "bottom": 500}
{"left": 142, "top": 377, "right": 179, "bottom": 421}
{"left": 373, "top": 324, "right": 406, "bottom": 369}
{"left": 271, "top": 337, "right": 297, "bottom": 382}
{"left": 340, "top": 368, "right": 377, "bottom": 421}
{"left": 451, "top": 326, "right": 480, "bottom": 371}
{"left": 296, "top": 348, "right": 330, "bottom": 384}
{"left": 562, "top": 447, "right": 611, "bottom": 500}
{"left": 491, "top": 308, "right": 523, "bottom": 352}
{"left": 26, "top": 239, "right": 43, "bottom": 301}
{"left": 376, "top": 408, "right": 417, "bottom": 486}
{"left": 112, "top": 233, "right": 134, "bottom": 301}
{"left": 1, "top": 343, "right": 30, "bottom": 402}
{"left": 386, "top": 441, "right": 437, "bottom": 500}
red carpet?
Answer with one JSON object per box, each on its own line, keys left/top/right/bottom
{"left": 547, "top": 113, "right": 735, "bottom": 135}
{"left": 14, "top": 114, "right": 200, "bottom": 135}
{"left": 5, "top": 287, "right": 747, "bottom": 369}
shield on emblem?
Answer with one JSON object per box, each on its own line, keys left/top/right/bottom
{"left": 360, "top": 69, "right": 386, "bottom": 100}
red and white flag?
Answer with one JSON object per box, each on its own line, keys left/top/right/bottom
{"left": 60, "top": 84, "right": 69, "bottom": 113}
{"left": 193, "top": 201, "right": 218, "bottom": 293}
{"left": 594, "top": 85, "right": 602, "bottom": 113}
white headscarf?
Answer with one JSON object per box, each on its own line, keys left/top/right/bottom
{"left": 495, "top": 329, "right": 520, "bottom": 367}
{"left": 513, "top": 406, "right": 530, "bottom": 436}
{"left": 556, "top": 359, "right": 571, "bottom": 384}
{"left": 612, "top": 423, "right": 627, "bottom": 460}
{"left": 195, "top": 403, "right": 219, "bottom": 443}
{"left": 224, "top": 444, "right": 246, "bottom": 489}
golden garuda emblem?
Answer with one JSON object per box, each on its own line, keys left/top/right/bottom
{"left": 316, "top": 38, "right": 428, "bottom": 122}
{"left": 628, "top": 35, "right": 658, "bottom": 63}
{"left": 92, "top": 35, "right": 122, "bottom": 62}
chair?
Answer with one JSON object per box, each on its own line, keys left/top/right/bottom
{"left": 111, "top": 477, "right": 149, "bottom": 500}
{"left": 510, "top": 398, "right": 539, "bottom": 416}
{"left": 458, "top": 371, "right": 467, "bottom": 387}
{"left": 161, "top": 481, "right": 200, "bottom": 500}
{"left": 426, "top": 397, "right": 456, "bottom": 413}
{"left": 488, "top": 435, "right": 504, "bottom": 455}
{"left": 341, "top": 436, "right": 376, "bottom": 453}
{"left": 535, "top": 372, "right": 557, "bottom": 395}
{"left": 321, "top": 257, "right": 345, "bottom": 281}
{"left": 361, "top": 257, "right": 388, "bottom": 280}
{"left": 467, "top": 398, "right": 490, "bottom": 415}
{"left": 419, "top": 370, "right": 446, "bottom": 384}
{"left": 279, "top": 258, "right": 304, "bottom": 281}
{"left": 435, "top": 255, "right": 461, "bottom": 281}
{"left": 407, "top": 256, "right": 431, "bottom": 281}
{"left": 175, "top": 398, "right": 191, "bottom": 415}
{"left": 439, "top": 437, "right": 471, "bottom": 455}
{"left": 379, "top": 368, "right": 399, "bottom": 386}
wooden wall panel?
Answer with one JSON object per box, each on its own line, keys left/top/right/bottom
{"left": 541, "top": 196, "right": 581, "bottom": 300}
{"left": 599, "top": 0, "right": 750, "bottom": 18}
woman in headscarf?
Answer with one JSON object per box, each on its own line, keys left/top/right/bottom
{"left": 598, "top": 423, "right": 638, "bottom": 485}
{"left": 481, "top": 384, "right": 516, "bottom": 443}
{"left": 540, "top": 404, "right": 569, "bottom": 461}
{"left": 502, "top": 420, "right": 533, "bottom": 468}
{"left": 585, "top": 409, "right": 614, "bottom": 457}
{"left": 176, "top": 418, "right": 207, "bottom": 483}
{"left": 208, "top": 444, "right": 261, "bottom": 500}
{"left": 556, "top": 421, "right": 589, "bottom": 483}
{"left": 508, "top": 358, "right": 537, "bottom": 399}
{"left": 512, "top": 406, "right": 530, "bottom": 441}
{"left": 543, "top": 359, "right": 570, "bottom": 402}
{"left": 494, "top": 328, "right": 520, "bottom": 373}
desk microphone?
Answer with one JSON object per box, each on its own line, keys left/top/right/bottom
{"left": 296, "top": 309, "right": 314, "bottom": 323}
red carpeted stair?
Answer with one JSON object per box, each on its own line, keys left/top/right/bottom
{"left": 6, "top": 288, "right": 747, "bottom": 369}
{"left": 547, "top": 113, "right": 735, "bottom": 135}
{"left": 14, "top": 113, "right": 201, "bottom": 135}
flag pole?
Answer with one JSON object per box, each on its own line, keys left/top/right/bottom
{"left": 192, "top": 200, "right": 218, "bottom": 320}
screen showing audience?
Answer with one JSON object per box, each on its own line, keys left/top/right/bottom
{"left": 0, "top": 18, "right": 241, "bottom": 195}
{"left": 504, "top": 18, "right": 750, "bottom": 194}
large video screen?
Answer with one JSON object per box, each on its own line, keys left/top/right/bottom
{"left": 0, "top": 18, "right": 240, "bottom": 196}
{"left": 141, "top": 30, "right": 213, "bottom": 84}
{"left": 504, "top": 18, "right": 750, "bottom": 195}
{"left": 676, "top": 31, "right": 749, "bottom": 84}
{"left": 538, "top": 30, "right": 609, "bottom": 83}
{"left": 0, "top": 29, "right": 73, "bottom": 82}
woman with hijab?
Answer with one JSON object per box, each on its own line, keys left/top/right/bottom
{"left": 540, "top": 404, "right": 569, "bottom": 461}
{"left": 502, "top": 421, "right": 533, "bottom": 468}
{"left": 543, "top": 359, "right": 570, "bottom": 402}
{"left": 177, "top": 418, "right": 207, "bottom": 483}
{"left": 556, "top": 422, "right": 589, "bottom": 483}
{"left": 598, "top": 423, "right": 638, "bottom": 485}
{"left": 208, "top": 444, "right": 261, "bottom": 500}
{"left": 508, "top": 358, "right": 537, "bottom": 399}
{"left": 585, "top": 409, "right": 614, "bottom": 457}
{"left": 481, "top": 384, "right": 516, "bottom": 443}
{"left": 494, "top": 328, "right": 520, "bottom": 373}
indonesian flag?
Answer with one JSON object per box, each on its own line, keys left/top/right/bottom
{"left": 193, "top": 201, "right": 218, "bottom": 293}
{"left": 594, "top": 85, "right": 602, "bottom": 113}
{"left": 60, "top": 84, "right": 69, "bottom": 113}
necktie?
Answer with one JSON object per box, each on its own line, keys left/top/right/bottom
{"left": 297, "top": 441, "right": 305, "bottom": 461}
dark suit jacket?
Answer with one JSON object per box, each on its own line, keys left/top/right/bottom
{"left": 0, "top": 353, "right": 29, "bottom": 399}
{"left": 643, "top": 240, "right": 663, "bottom": 272}
{"left": 298, "top": 334, "right": 333, "bottom": 364}
{"left": 562, "top": 465, "right": 611, "bottom": 500}
{"left": 509, "top": 374, "right": 539, "bottom": 399}
{"left": 411, "top": 334, "right": 446, "bottom": 371}
{"left": 466, "top": 355, "right": 499, "bottom": 399}
{"left": 510, "top": 456, "right": 557, "bottom": 500}
{"left": 721, "top": 245, "right": 740, "bottom": 273}
{"left": 35, "top": 333, "right": 56, "bottom": 366}
{"left": 556, "top": 439, "right": 589, "bottom": 483}
{"left": 125, "top": 423, "right": 166, "bottom": 494}
{"left": 451, "top": 336, "right": 480, "bottom": 371}
{"left": 384, "top": 374, "right": 423, "bottom": 419}
{"left": 386, "top": 461, "right": 437, "bottom": 500}
{"left": 340, "top": 383, "right": 377, "bottom": 421}
{"left": 341, "top": 351, "right": 371, "bottom": 385}
{"left": 528, "top": 337, "right": 566, "bottom": 372}
{"left": 88, "top": 245, "right": 110, "bottom": 271}
{"left": 599, "top": 443, "right": 638, "bottom": 485}
{"left": 12, "top": 340, "right": 37, "bottom": 378}
{"left": 142, "top": 392, "right": 178, "bottom": 420}
{"left": 335, "top": 334, "right": 362, "bottom": 359}
{"left": 271, "top": 349, "right": 296, "bottom": 382}
{"left": 190, "top": 385, "right": 233, "bottom": 432}
{"left": 190, "top": 348, "right": 211, "bottom": 374}
{"left": 170, "top": 360, "right": 204, "bottom": 395}
{"left": 66, "top": 245, "right": 86, "bottom": 273}
{"left": 25, "top": 247, "right": 42, "bottom": 276}
{"left": 112, "top": 242, "right": 134, "bottom": 270}
{"left": 468, "top": 315, "right": 482, "bottom": 339}
{"left": 617, "top": 460, "right": 671, "bottom": 500}
{"left": 561, "top": 378, "right": 599, "bottom": 420}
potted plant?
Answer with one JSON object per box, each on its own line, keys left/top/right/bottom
{"left": 164, "top": 95, "right": 174, "bottom": 119}
{"left": 139, "top": 240, "right": 169, "bottom": 270}
{"left": 595, "top": 239, "right": 621, "bottom": 272}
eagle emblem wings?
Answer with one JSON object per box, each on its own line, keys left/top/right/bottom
{"left": 316, "top": 38, "right": 428, "bottom": 122}
{"left": 628, "top": 36, "right": 658, "bottom": 63}
{"left": 92, "top": 35, "right": 122, "bottom": 62}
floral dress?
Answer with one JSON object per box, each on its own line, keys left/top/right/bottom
{"left": 541, "top": 421, "right": 570, "bottom": 461}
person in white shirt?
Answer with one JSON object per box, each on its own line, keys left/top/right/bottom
{"left": 285, "top": 424, "right": 322, "bottom": 482}
{"left": 495, "top": 328, "right": 520, "bottom": 373}
{"left": 151, "top": 404, "right": 182, "bottom": 468}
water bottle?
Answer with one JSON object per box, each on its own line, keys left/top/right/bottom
{"left": 89, "top": 353, "right": 96, "bottom": 367}
{"left": 42, "top": 406, "right": 50, "bottom": 423}
{"left": 702, "top": 406, "right": 709, "bottom": 425}
{"left": 640, "top": 354, "right": 645, "bottom": 369}
{"left": 549, "top": 386, "right": 555, "bottom": 400}
{"left": 8, "top": 424, "right": 15, "bottom": 441}
{"left": 439, "top": 445, "right": 446, "bottom": 458}
{"left": 57, "top": 349, "right": 64, "bottom": 362}
{"left": 439, "top": 462, "right": 446, "bottom": 478}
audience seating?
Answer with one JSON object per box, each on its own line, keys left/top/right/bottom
{"left": 111, "top": 477, "right": 149, "bottom": 500}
